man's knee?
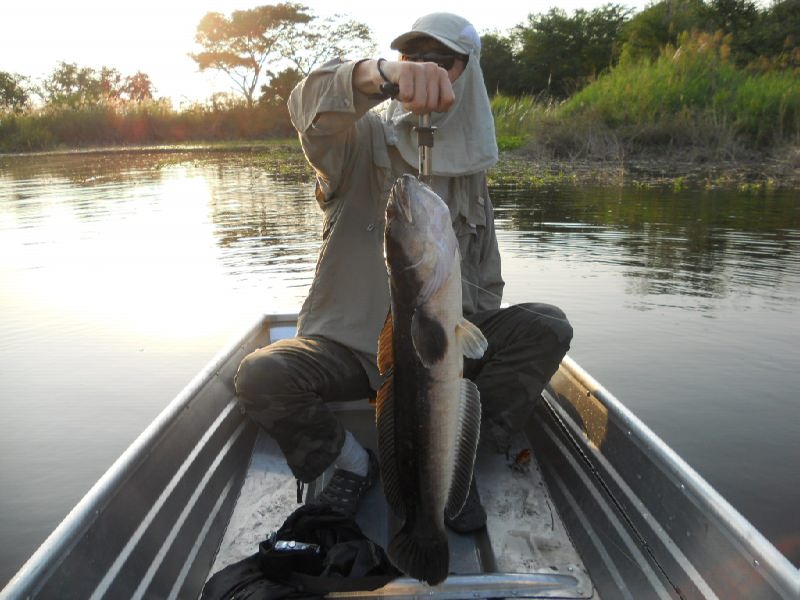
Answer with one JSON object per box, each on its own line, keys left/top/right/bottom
{"left": 514, "top": 303, "right": 573, "bottom": 347}
{"left": 234, "top": 342, "right": 299, "bottom": 400}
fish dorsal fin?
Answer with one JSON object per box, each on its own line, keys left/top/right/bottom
{"left": 375, "top": 375, "right": 405, "bottom": 520}
{"left": 456, "top": 319, "right": 488, "bottom": 360}
{"left": 445, "top": 377, "right": 482, "bottom": 519}
{"left": 377, "top": 310, "right": 393, "bottom": 375}
{"left": 411, "top": 308, "right": 447, "bottom": 368}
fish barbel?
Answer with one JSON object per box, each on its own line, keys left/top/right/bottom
{"left": 376, "top": 174, "right": 488, "bottom": 585}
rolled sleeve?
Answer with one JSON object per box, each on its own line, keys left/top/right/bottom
{"left": 288, "top": 59, "right": 385, "bottom": 202}
{"left": 289, "top": 59, "right": 383, "bottom": 136}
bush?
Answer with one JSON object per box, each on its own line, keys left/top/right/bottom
{"left": 0, "top": 99, "right": 295, "bottom": 152}
{"left": 0, "top": 113, "right": 56, "bottom": 151}
{"left": 563, "top": 30, "right": 800, "bottom": 147}
{"left": 492, "top": 94, "right": 555, "bottom": 143}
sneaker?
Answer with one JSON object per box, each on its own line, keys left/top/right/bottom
{"left": 309, "top": 448, "right": 379, "bottom": 516}
{"left": 445, "top": 478, "right": 487, "bottom": 533}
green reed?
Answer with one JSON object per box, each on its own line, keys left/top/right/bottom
{"left": 0, "top": 100, "right": 294, "bottom": 152}
{"left": 562, "top": 30, "right": 800, "bottom": 147}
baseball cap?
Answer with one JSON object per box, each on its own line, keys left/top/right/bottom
{"left": 390, "top": 12, "right": 482, "bottom": 57}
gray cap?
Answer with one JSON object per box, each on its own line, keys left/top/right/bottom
{"left": 390, "top": 12, "right": 481, "bottom": 57}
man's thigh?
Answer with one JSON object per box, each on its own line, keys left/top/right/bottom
{"left": 235, "top": 335, "right": 372, "bottom": 403}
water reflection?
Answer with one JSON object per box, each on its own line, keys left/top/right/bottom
{"left": 203, "top": 163, "right": 321, "bottom": 286}
{"left": 0, "top": 152, "right": 798, "bottom": 582}
{"left": 492, "top": 184, "right": 800, "bottom": 308}
{"left": 4, "top": 154, "right": 797, "bottom": 313}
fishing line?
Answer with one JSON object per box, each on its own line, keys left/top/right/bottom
{"left": 461, "top": 278, "right": 572, "bottom": 324}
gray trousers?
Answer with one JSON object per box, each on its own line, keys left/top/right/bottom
{"left": 234, "top": 303, "right": 572, "bottom": 482}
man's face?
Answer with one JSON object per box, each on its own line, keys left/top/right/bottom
{"left": 399, "top": 37, "right": 467, "bottom": 83}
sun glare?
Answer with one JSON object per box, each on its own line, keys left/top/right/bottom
{"left": 1, "top": 172, "right": 244, "bottom": 340}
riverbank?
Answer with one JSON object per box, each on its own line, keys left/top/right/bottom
{"left": 4, "top": 139, "right": 799, "bottom": 192}
{"left": 494, "top": 144, "right": 800, "bottom": 191}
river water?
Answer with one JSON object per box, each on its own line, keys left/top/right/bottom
{"left": 1, "top": 151, "right": 798, "bottom": 585}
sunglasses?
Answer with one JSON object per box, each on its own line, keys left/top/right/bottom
{"left": 401, "top": 51, "right": 462, "bottom": 71}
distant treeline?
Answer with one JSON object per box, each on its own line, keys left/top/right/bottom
{"left": 1, "top": 0, "right": 798, "bottom": 154}
{"left": 492, "top": 29, "right": 800, "bottom": 158}
{"left": 482, "top": 0, "right": 799, "bottom": 98}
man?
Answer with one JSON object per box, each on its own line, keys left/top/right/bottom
{"left": 234, "top": 13, "right": 572, "bottom": 531}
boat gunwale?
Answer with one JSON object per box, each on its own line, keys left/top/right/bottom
{"left": 553, "top": 354, "right": 798, "bottom": 596}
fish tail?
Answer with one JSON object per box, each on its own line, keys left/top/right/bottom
{"left": 388, "top": 524, "right": 449, "bottom": 586}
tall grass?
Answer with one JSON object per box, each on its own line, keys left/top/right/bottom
{"left": 562, "top": 30, "right": 800, "bottom": 148}
{"left": 491, "top": 95, "right": 542, "bottom": 139}
{"left": 0, "top": 99, "right": 294, "bottom": 152}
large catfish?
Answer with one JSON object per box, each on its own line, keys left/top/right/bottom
{"left": 376, "top": 174, "right": 488, "bottom": 585}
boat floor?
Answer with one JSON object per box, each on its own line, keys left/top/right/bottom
{"left": 209, "top": 400, "right": 596, "bottom": 598}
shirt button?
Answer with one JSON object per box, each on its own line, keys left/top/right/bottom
{"left": 477, "top": 196, "right": 485, "bottom": 206}
{"left": 343, "top": 98, "right": 351, "bottom": 107}
{"left": 367, "top": 223, "right": 375, "bottom": 231}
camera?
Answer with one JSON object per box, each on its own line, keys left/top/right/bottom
{"left": 260, "top": 532, "right": 323, "bottom": 577}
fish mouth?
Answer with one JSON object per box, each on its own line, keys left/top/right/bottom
{"left": 389, "top": 175, "right": 417, "bottom": 224}
{"left": 396, "top": 191, "right": 413, "bottom": 224}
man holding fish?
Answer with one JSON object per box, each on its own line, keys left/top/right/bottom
{"left": 234, "top": 12, "right": 573, "bottom": 584}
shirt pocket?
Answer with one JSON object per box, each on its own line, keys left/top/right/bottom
{"left": 453, "top": 193, "right": 488, "bottom": 264}
{"left": 321, "top": 195, "right": 343, "bottom": 241}
{"left": 454, "top": 216, "right": 482, "bottom": 265}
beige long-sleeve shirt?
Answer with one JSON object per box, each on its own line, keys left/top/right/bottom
{"left": 288, "top": 58, "right": 504, "bottom": 388}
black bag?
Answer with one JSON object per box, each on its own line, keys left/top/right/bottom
{"left": 201, "top": 505, "right": 400, "bottom": 600}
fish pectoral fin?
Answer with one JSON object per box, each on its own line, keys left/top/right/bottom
{"left": 375, "top": 375, "right": 405, "bottom": 520}
{"left": 456, "top": 319, "right": 488, "bottom": 360}
{"left": 418, "top": 246, "right": 453, "bottom": 304}
{"left": 445, "top": 377, "right": 482, "bottom": 519}
{"left": 411, "top": 308, "right": 447, "bottom": 368}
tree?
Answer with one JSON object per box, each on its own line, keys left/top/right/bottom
{"left": 41, "top": 62, "right": 105, "bottom": 108}
{"left": 707, "top": 0, "right": 760, "bottom": 64}
{"left": 276, "top": 13, "right": 376, "bottom": 77}
{"left": 513, "top": 4, "right": 632, "bottom": 98}
{"left": 619, "top": 0, "right": 708, "bottom": 64}
{"left": 98, "top": 67, "right": 124, "bottom": 100}
{"left": 619, "top": 0, "right": 799, "bottom": 69}
{"left": 259, "top": 67, "right": 302, "bottom": 106}
{"left": 191, "top": 3, "right": 313, "bottom": 107}
{"left": 753, "top": 0, "right": 800, "bottom": 68}
{"left": 479, "top": 33, "right": 519, "bottom": 96}
{"left": 41, "top": 62, "right": 156, "bottom": 107}
{"left": 123, "top": 72, "right": 155, "bottom": 102}
{"left": 0, "top": 71, "right": 31, "bottom": 112}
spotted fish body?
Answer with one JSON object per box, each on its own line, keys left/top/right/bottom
{"left": 376, "top": 174, "right": 488, "bottom": 585}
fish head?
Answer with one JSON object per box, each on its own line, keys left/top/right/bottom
{"left": 385, "top": 175, "right": 457, "bottom": 305}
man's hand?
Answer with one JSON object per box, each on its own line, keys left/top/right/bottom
{"left": 355, "top": 59, "right": 456, "bottom": 114}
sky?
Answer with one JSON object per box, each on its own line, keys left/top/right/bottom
{"left": 1, "top": 0, "right": 651, "bottom": 106}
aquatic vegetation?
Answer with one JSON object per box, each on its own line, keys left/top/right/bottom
{"left": 496, "top": 135, "right": 526, "bottom": 151}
